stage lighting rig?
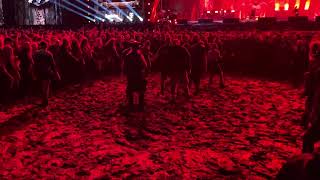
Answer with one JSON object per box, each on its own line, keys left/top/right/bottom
{"left": 28, "top": 0, "right": 50, "bottom": 6}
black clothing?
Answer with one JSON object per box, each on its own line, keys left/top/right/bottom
{"left": 33, "top": 50, "right": 56, "bottom": 80}
{"left": 124, "top": 49, "right": 148, "bottom": 110}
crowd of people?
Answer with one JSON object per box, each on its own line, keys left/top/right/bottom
{"left": 0, "top": 27, "right": 314, "bottom": 104}
{"left": 0, "top": 26, "right": 320, "bottom": 178}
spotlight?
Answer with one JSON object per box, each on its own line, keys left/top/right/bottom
{"left": 305, "top": 1, "right": 310, "bottom": 10}
{"left": 105, "top": 0, "right": 131, "bottom": 21}
{"left": 63, "top": 0, "right": 104, "bottom": 22}
{"left": 275, "top": 3, "right": 280, "bottom": 11}
{"left": 127, "top": 16, "right": 133, "bottom": 22}
{"left": 120, "top": 0, "right": 144, "bottom": 22}
{"left": 284, "top": 3, "right": 289, "bottom": 11}
{"left": 49, "top": 0, "right": 95, "bottom": 22}
{"left": 71, "top": 0, "right": 107, "bottom": 21}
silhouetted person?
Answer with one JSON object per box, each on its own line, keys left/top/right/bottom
{"left": 18, "top": 42, "right": 34, "bottom": 97}
{"left": 33, "top": 41, "right": 60, "bottom": 107}
{"left": 302, "top": 43, "right": 320, "bottom": 153}
{"left": 208, "top": 43, "right": 225, "bottom": 88}
{"left": 0, "top": 45, "right": 19, "bottom": 103}
{"left": 123, "top": 41, "right": 148, "bottom": 111}
{"left": 155, "top": 39, "right": 191, "bottom": 101}
{"left": 294, "top": 6, "right": 299, "bottom": 17}
{"left": 190, "top": 37, "right": 208, "bottom": 95}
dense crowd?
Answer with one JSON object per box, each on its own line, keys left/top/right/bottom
{"left": 0, "top": 27, "right": 315, "bottom": 104}
{"left": 0, "top": 27, "right": 320, "bottom": 178}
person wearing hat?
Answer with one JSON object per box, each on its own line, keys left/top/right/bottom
{"left": 302, "top": 41, "right": 320, "bottom": 153}
{"left": 123, "top": 40, "right": 148, "bottom": 111}
{"left": 33, "top": 41, "right": 60, "bottom": 107}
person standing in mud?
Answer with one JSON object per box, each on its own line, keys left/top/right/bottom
{"left": 123, "top": 40, "right": 148, "bottom": 112}
{"left": 302, "top": 42, "right": 320, "bottom": 153}
{"left": 155, "top": 38, "right": 191, "bottom": 101}
{"left": 189, "top": 35, "right": 208, "bottom": 95}
{"left": 208, "top": 43, "right": 225, "bottom": 88}
{"left": 33, "top": 41, "right": 60, "bottom": 107}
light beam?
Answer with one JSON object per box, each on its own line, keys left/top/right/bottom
{"left": 49, "top": 0, "right": 95, "bottom": 22}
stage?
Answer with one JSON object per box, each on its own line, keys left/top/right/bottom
{"left": 172, "top": 17, "right": 320, "bottom": 31}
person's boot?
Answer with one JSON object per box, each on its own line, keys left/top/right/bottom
{"left": 40, "top": 99, "right": 49, "bottom": 107}
{"left": 194, "top": 83, "right": 200, "bottom": 95}
{"left": 220, "top": 82, "right": 225, "bottom": 89}
{"left": 302, "top": 133, "right": 315, "bottom": 153}
{"left": 161, "top": 82, "right": 165, "bottom": 95}
{"left": 138, "top": 93, "right": 145, "bottom": 112}
{"left": 127, "top": 92, "right": 134, "bottom": 112}
{"left": 301, "top": 113, "right": 309, "bottom": 129}
{"left": 220, "top": 74, "right": 225, "bottom": 88}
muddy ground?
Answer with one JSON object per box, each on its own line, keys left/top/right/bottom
{"left": 0, "top": 75, "right": 305, "bottom": 179}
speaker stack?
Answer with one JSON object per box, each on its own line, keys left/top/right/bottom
{"left": 258, "top": 17, "right": 277, "bottom": 24}
{"left": 198, "top": 19, "right": 213, "bottom": 24}
{"left": 223, "top": 18, "right": 240, "bottom": 24}
{"left": 288, "top": 16, "right": 308, "bottom": 23}
{"left": 176, "top": 19, "right": 188, "bottom": 25}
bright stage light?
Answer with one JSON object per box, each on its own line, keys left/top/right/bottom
{"left": 295, "top": 0, "right": 300, "bottom": 8}
{"left": 105, "top": 14, "right": 124, "bottom": 22}
{"left": 304, "top": 0, "right": 310, "bottom": 10}
{"left": 284, "top": 3, "right": 289, "bottom": 11}
{"left": 29, "top": 0, "right": 50, "bottom": 6}
{"left": 49, "top": 0, "right": 95, "bottom": 22}
{"left": 120, "top": 0, "right": 144, "bottom": 22}
{"left": 91, "top": 0, "right": 114, "bottom": 21}
{"left": 129, "top": 12, "right": 134, "bottom": 18}
{"left": 63, "top": 0, "right": 104, "bottom": 22}
{"left": 71, "top": 0, "right": 107, "bottom": 21}
{"left": 104, "top": 0, "right": 131, "bottom": 21}
{"left": 231, "top": 10, "right": 235, "bottom": 13}
{"left": 275, "top": 3, "right": 280, "bottom": 11}
{"left": 127, "top": 16, "right": 133, "bottom": 21}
